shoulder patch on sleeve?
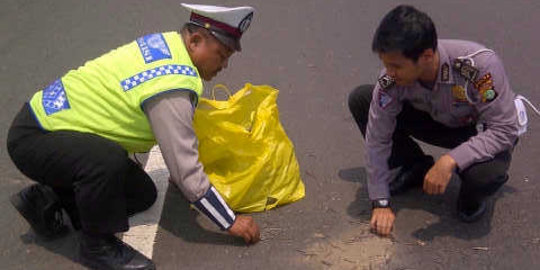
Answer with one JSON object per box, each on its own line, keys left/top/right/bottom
{"left": 473, "top": 73, "right": 492, "bottom": 89}
{"left": 43, "top": 79, "right": 71, "bottom": 115}
{"left": 474, "top": 73, "right": 497, "bottom": 102}
{"left": 136, "top": 33, "right": 172, "bottom": 64}
{"left": 378, "top": 74, "right": 395, "bottom": 90}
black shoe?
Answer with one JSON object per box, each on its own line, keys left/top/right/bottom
{"left": 10, "top": 184, "right": 68, "bottom": 238}
{"left": 79, "top": 233, "right": 155, "bottom": 270}
{"left": 389, "top": 156, "right": 435, "bottom": 196}
{"left": 457, "top": 198, "right": 487, "bottom": 223}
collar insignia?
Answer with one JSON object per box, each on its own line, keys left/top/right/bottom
{"left": 378, "top": 74, "right": 395, "bottom": 90}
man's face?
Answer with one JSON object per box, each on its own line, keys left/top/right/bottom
{"left": 378, "top": 51, "right": 424, "bottom": 86}
{"left": 190, "top": 33, "right": 234, "bottom": 81}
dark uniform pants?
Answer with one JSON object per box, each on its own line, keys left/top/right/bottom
{"left": 7, "top": 103, "right": 157, "bottom": 234}
{"left": 348, "top": 85, "right": 512, "bottom": 202}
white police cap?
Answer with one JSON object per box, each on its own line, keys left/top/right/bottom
{"left": 181, "top": 3, "right": 255, "bottom": 51}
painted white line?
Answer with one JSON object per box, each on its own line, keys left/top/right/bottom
{"left": 122, "top": 146, "right": 169, "bottom": 258}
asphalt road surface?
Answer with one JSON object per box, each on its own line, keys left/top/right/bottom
{"left": 1, "top": 1, "right": 539, "bottom": 269}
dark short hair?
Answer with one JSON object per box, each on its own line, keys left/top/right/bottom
{"left": 182, "top": 23, "right": 207, "bottom": 34}
{"left": 372, "top": 5, "right": 437, "bottom": 61}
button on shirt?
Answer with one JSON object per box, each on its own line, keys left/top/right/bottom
{"left": 366, "top": 39, "right": 520, "bottom": 200}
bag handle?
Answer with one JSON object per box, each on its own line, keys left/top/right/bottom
{"left": 211, "top": 84, "right": 233, "bottom": 100}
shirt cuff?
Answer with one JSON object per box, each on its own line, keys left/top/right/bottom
{"left": 192, "top": 186, "right": 236, "bottom": 230}
{"left": 448, "top": 146, "right": 475, "bottom": 172}
{"left": 367, "top": 182, "right": 391, "bottom": 201}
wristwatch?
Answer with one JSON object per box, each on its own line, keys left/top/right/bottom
{"left": 371, "top": 198, "right": 390, "bottom": 209}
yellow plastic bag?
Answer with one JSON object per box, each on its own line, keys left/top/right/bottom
{"left": 193, "top": 83, "right": 305, "bottom": 212}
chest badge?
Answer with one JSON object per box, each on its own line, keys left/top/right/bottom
{"left": 452, "top": 85, "right": 468, "bottom": 104}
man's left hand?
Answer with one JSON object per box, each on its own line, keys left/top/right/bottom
{"left": 227, "top": 215, "right": 260, "bottom": 244}
{"left": 423, "top": 154, "right": 457, "bottom": 195}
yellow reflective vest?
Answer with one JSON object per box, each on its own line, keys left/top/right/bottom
{"left": 29, "top": 32, "right": 203, "bottom": 153}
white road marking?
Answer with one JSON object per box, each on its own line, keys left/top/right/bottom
{"left": 122, "top": 146, "right": 169, "bottom": 258}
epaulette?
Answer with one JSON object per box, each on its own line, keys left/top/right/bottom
{"left": 452, "top": 58, "right": 479, "bottom": 83}
{"left": 378, "top": 74, "right": 395, "bottom": 90}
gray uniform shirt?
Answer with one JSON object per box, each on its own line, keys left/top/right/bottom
{"left": 143, "top": 91, "right": 210, "bottom": 202}
{"left": 366, "top": 39, "right": 520, "bottom": 200}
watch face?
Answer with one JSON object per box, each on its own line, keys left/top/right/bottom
{"left": 372, "top": 199, "right": 390, "bottom": 208}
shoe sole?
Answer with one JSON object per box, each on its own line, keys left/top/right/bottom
{"left": 79, "top": 253, "right": 156, "bottom": 270}
{"left": 78, "top": 255, "right": 114, "bottom": 270}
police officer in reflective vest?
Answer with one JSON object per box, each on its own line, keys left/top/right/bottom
{"left": 348, "top": 5, "right": 527, "bottom": 236}
{"left": 7, "top": 3, "right": 260, "bottom": 269}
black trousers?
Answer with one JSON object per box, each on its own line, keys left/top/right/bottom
{"left": 348, "top": 85, "right": 512, "bottom": 202}
{"left": 7, "top": 103, "right": 157, "bottom": 234}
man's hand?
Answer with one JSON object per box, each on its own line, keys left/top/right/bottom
{"left": 370, "top": 207, "right": 395, "bottom": 236}
{"left": 227, "top": 215, "right": 260, "bottom": 244}
{"left": 423, "top": 154, "right": 457, "bottom": 195}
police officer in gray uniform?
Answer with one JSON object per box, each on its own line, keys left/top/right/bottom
{"left": 348, "top": 5, "right": 526, "bottom": 236}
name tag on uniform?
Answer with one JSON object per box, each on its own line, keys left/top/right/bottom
{"left": 136, "top": 33, "right": 172, "bottom": 63}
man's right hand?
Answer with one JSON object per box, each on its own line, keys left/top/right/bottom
{"left": 370, "top": 207, "right": 395, "bottom": 236}
{"left": 227, "top": 215, "right": 260, "bottom": 244}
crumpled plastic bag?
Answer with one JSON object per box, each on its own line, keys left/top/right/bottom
{"left": 193, "top": 83, "right": 305, "bottom": 212}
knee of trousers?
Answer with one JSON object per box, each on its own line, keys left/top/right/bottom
{"left": 460, "top": 169, "right": 509, "bottom": 197}
{"left": 139, "top": 181, "right": 158, "bottom": 212}
{"left": 348, "top": 84, "right": 374, "bottom": 114}
{"left": 484, "top": 173, "right": 509, "bottom": 196}
{"left": 126, "top": 184, "right": 157, "bottom": 216}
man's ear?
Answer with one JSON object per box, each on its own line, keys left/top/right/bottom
{"left": 420, "top": 48, "right": 435, "bottom": 62}
{"left": 187, "top": 32, "right": 204, "bottom": 52}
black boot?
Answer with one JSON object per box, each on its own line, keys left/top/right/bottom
{"left": 10, "top": 184, "right": 68, "bottom": 238}
{"left": 389, "top": 156, "right": 435, "bottom": 196}
{"left": 457, "top": 197, "right": 487, "bottom": 223}
{"left": 79, "top": 232, "right": 155, "bottom": 270}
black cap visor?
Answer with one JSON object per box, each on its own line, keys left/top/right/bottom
{"left": 187, "top": 22, "right": 241, "bottom": 52}
{"left": 210, "top": 29, "right": 241, "bottom": 52}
